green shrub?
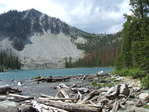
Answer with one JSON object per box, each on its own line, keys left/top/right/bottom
{"left": 114, "top": 68, "right": 147, "bottom": 78}
{"left": 114, "top": 68, "right": 129, "bottom": 76}
{"left": 128, "top": 68, "right": 147, "bottom": 79}
{"left": 141, "top": 75, "right": 149, "bottom": 89}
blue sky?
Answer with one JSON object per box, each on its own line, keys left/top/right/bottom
{"left": 0, "top": 0, "right": 131, "bottom": 34}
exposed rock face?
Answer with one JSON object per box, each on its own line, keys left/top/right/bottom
{"left": 0, "top": 9, "right": 87, "bottom": 69}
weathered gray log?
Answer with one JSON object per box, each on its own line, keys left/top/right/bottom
{"left": 71, "top": 87, "right": 90, "bottom": 93}
{"left": 56, "top": 89, "right": 72, "bottom": 102}
{"left": 8, "top": 93, "right": 34, "bottom": 102}
{"left": 37, "top": 98, "right": 102, "bottom": 112}
{"left": 40, "top": 94, "right": 55, "bottom": 99}
{"left": 76, "top": 91, "right": 83, "bottom": 102}
{"left": 33, "top": 76, "right": 70, "bottom": 83}
{"left": 57, "top": 83, "right": 69, "bottom": 89}
{"left": 9, "top": 93, "right": 33, "bottom": 98}
{"left": 41, "top": 92, "right": 76, "bottom": 101}
{"left": 78, "top": 90, "right": 101, "bottom": 104}
{"left": 111, "top": 100, "right": 120, "bottom": 112}
{"left": 121, "top": 89, "right": 133, "bottom": 105}
{"left": 39, "top": 97, "right": 77, "bottom": 101}
{"left": 32, "top": 100, "right": 68, "bottom": 112}
{"left": 53, "top": 77, "right": 70, "bottom": 82}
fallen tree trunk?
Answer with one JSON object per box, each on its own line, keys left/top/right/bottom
{"left": 37, "top": 98, "right": 102, "bottom": 112}
{"left": 111, "top": 100, "right": 120, "bottom": 112}
{"left": 8, "top": 93, "right": 34, "bottom": 99}
{"left": 8, "top": 93, "right": 34, "bottom": 102}
{"left": 32, "top": 100, "right": 68, "bottom": 112}
{"left": 40, "top": 94, "right": 76, "bottom": 101}
{"left": 40, "top": 94, "right": 55, "bottom": 99}
{"left": 71, "top": 88, "right": 90, "bottom": 93}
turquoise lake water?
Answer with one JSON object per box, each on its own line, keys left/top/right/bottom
{"left": 0, "top": 67, "right": 114, "bottom": 80}
{"left": 0, "top": 67, "right": 114, "bottom": 96}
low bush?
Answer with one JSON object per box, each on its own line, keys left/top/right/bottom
{"left": 114, "top": 68, "right": 147, "bottom": 79}
{"left": 114, "top": 68, "right": 129, "bottom": 76}
{"left": 141, "top": 75, "right": 149, "bottom": 89}
{"left": 128, "top": 68, "right": 147, "bottom": 79}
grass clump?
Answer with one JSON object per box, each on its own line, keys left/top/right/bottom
{"left": 91, "top": 82, "right": 102, "bottom": 88}
{"left": 103, "top": 83, "right": 115, "bottom": 88}
{"left": 33, "top": 75, "right": 41, "bottom": 79}
{"left": 143, "top": 104, "right": 149, "bottom": 109}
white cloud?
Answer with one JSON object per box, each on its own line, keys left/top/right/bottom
{"left": 0, "top": 0, "right": 130, "bottom": 34}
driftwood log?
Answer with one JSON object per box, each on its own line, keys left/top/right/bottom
{"left": 33, "top": 76, "right": 70, "bottom": 83}
{"left": 78, "top": 90, "right": 101, "bottom": 104}
{"left": 41, "top": 94, "right": 76, "bottom": 101}
{"left": 37, "top": 97, "right": 102, "bottom": 112}
{"left": 32, "top": 100, "right": 69, "bottom": 112}
{"left": 8, "top": 93, "right": 34, "bottom": 102}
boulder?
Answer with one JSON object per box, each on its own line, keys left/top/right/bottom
{"left": 0, "top": 100, "right": 19, "bottom": 112}
{"left": 19, "top": 104, "right": 38, "bottom": 112}
{"left": 139, "top": 93, "right": 149, "bottom": 101}
{"left": 0, "top": 86, "right": 21, "bottom": 94}
{"left": 0, "top": 95, "right": 7, "bottom": 101}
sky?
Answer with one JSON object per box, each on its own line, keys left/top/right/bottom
{"left": 0, "top": 0, "right": 131, "bottom": 34}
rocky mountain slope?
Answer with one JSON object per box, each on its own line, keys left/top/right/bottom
{"left": 0, "top": 9, "right": 89, "bottom": 69}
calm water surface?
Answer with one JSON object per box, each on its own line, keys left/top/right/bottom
{"left": 0, "top": 67, "right": 114, "bottom": 80}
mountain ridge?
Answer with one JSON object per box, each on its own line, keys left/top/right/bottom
{"left": 0, "top": 9, "right": 89, "bottom": 69}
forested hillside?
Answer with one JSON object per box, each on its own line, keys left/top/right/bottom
{"left": 66, "top": 32, "right": 122, "bottom": 67}
{"left": 0, "top": 50, "right": 21, "bottom": 72}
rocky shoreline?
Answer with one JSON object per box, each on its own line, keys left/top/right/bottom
{"left": 0, "top": 73, "right": 149, "bottom": 112}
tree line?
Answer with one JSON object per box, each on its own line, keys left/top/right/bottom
{"left": 66, "top": 32, "right": 122, "bottom": 68}
{"left": 0, "top": 50, "right": 21, "bottom": 72}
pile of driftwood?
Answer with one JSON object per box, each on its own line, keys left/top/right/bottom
{"left": 0, "top": 73, "right": 149, "bottom": 112}
{"left": 0, "top": 82, "right": 149, "bottom": 112}
{"left": 32, "top": 76, "right": 70, "bottom": 83}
